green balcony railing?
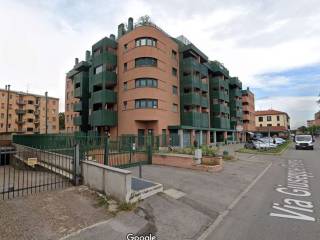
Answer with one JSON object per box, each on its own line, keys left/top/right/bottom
{"left": 92, "top": 52, "right": 117, "bottom": 68}
{"left": 74, "top": 116, "right": 82, "bottom": 126}
{"left": 182, "top": 93, "right": 201, "bottom": 106}
{"left": 212, "top": 91, "right": 229, "bottom": 101}
{"left": 201, "top": 82, "right": 209, "bottom": 92}
{"left": 90, "top": 110, "right": 117, "bottom": 127}
{"left": 182, "top": 57, "right": 208, "bottom": 76}
{"left": 211, "top": 117, "right": 230, "bottom": 129}
{"left": 73, "top": 102, "right": 82, "bottom": 112}
{"left": 91, "top": 71, "right": 117, "bottom": 90}
{"left": 209, "top": 62, "right": 230, "bottom": 77}
{"left": 181, "top": 112, "right": 209, "bottom": 128}
{"left": 212, "top": 104, "right": 230, "bottom": 114}
{"left": 74, "top": 87, "right": 82, "bottom": 98}
{"left": 91, "top": 89, "right": 117, "bottom": 105}
{"left": 230, "top": 77, "right": 242, "bottom": 88}
{"left": 201, "top": 97, "right": 209, "bottom": 108}
{"left": 182, "top": 75, "right": 201, "bottom": 89}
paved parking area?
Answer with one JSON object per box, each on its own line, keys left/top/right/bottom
{"left": 0, "top": 186, "right": 112, "bottom": 240}
{"left": 128, "top": 155, "right": 272, "bottom": 239}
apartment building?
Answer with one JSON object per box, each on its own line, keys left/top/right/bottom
{"left": 65, "top": 17, "right": 244, "bottom": 146}
{"left": 255, "top": 109, "right": 290, "bottom": 136}
{"left": 65, "top": 78, "right": 80, "bottom": 133}
{"left": 0, "top": 86, "right": 59, "bottom": 134}
{"left": 307, "top": 111, "right": 320, "bottom": 127}
{"left": 242, "top": 88, "right": 255, "bottom": 140}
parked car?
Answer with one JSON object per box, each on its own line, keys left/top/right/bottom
{"left": 259, "top": 138, "right": 277, "bottom": 148}
{"left": 245, "top": 140, "right": 272, "bottom": 150}
{"left": 295, "top": 135, "right": 314, "bottom": 150}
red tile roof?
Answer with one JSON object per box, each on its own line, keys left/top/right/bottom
{"left": 255, "top": 109, "right": 289, "bottom": 118}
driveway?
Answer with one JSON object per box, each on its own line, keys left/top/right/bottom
{"left": 127, "top": 154, "right": 272, "bottom": 239}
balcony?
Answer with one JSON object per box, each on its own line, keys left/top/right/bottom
{"left": 183, "top": 57, "right": 207, "bottom": 76}
{"left": 182, "top": 75, "right": 201, "bottom": 89}
{"left": 34, "top": 110, "right": 40, "bottom": 115}
{"left": 212, "top": 91, "right": 228, "bottom": 101}
{"left": 91, "top": 52, "right": 117, "bottom": 68}
{"left": 73, "top": 116, "right": 82, "bottom": 126}
{"left": 15, "top": 109, "right": 26, "bottom": 115}
{"left": 201, "top": 97, "right": 209, "bottom": 108}
{"left": 91, "top": 71, "right": 117, "bottom": 90}
{"left": 182, "top": 93, "right": 201, "bottom": 106}
{"left": 90, "top": 110, "right": 117, "bottom": 127}
{"left": 201, "top": 82, "right": 209, "bottom": 92}
{"left": 181, "top": 112, "right": 209, "bottom": 128}
{"left": 91, "top": 90, "right": 117, "bottom": 105}
{"left": 15, "top": 119, "right": 25, "bottom": 124}
{"left": 211, "top": 117, "right": 230, "bottom": 129}
{"left": 230, "top": 77, "right": 242, "bottom": 88}
{"left": 212, "top": 104, "right": 230, "bottom": 114}
{"left": 209, "top": 61, "right": 230, "bottom": 77}
{"left": 16, "top": 100, "right": 25, "bottom": 105}
{"left": 73, "top": 102, "right": 82, "bottom": 112}
{"left": 210, "top": 76, "right": 229, "bottom": 89}
{"left": 74, "top": 87, "right": 82, "bottom": 98}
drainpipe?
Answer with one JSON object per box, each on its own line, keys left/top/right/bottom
{"left": 45, "top": 91, "right": 48, "bottom": 134}
{"left": 5, "top": 85, "right": 10, "bottom": 133}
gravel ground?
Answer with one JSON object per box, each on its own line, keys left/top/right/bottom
{"left": 0, "top": 186, "right": 112, "bottom": 240}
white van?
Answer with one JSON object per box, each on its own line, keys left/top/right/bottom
{"left": 295, "top": 135, "right": 314, "bottom": 150}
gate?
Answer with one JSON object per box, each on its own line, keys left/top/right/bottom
{"left": 0, "top": 145, "right": 75, "bottom": 200}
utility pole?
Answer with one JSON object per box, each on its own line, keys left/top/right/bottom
{"left": 45, "top": 91, "right": 48, "bottom": 134}
{"left": 5, "top": 85, "right": 11, "bottom": 133}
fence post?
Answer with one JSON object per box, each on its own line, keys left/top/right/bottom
{"left": 73, "top": 144, "right": 81, "bottom": 185}
{"left": 104, "top": 138, "right": 109, "bottom": 165}
{"left": 147, "top": 143, "right": 152, "bottom": 164}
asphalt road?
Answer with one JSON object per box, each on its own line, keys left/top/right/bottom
{"left": 206, "top": 139, "right": 320, "bottom": 240}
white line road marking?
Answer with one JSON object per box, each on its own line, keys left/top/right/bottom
{"left": 197, "top": 162, "right": 273, "bottom": 240}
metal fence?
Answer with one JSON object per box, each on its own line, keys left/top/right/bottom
{"left": 0, "top": 146, "right": 75, "bottom": 200}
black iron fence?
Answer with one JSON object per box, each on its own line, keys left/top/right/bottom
{"left": 0, "top": 146, "right": 75, "bottom": 200}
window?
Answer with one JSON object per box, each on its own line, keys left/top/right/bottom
{"left": 135, "top": 78, "right": 158, "bottom": 88}
{"left": 124, "top": 63, "right": 127, "bottom": 71}
{"left": 27, "top": 128, "right": 33, "bottom": 132}
{"left": 123, "top": 82, "right": 128, "bottom": 91}
{"left": 172, "top": 67, "right": 177, "bottom": 76}
{"left": 135, "top": 99, "right": 158, "bottom": 109}
{"left": 259, "top": 124, "right": 262, "bottom": 127}
{"left": 172, "top": 50, "right": 177, "bottom": 59}
{"left": 124, "top": 44, "right": 128, "bottom": 51}
{"left": 172, "top": 104, "right": 178, "bottom": 112}
{"left": 135, "top": 57, "right": 157, "bottom": 67}
{"left": 27, "top": 119, "right": 33, "bottom": 123}
{"left": 258, "top": 116, "right": 263, "bottom": 122}
{"left": 1, "top": 103, "right": 4, "bottom": 109}
{"left": 267, "top": 116, "right": 272, "bottom": 121}
{"left": 123, "top": 101, "right": 127, "bottom": 110}
{"left": 1, "top": 113, "right": 4, "bottom": 119}
{"left": 172, "top": 86, "right": 178, "bottom": 95}
{"left": 267, "top": 124, "right": 272, "bottom": 127}
{"left": 135, "top": 37, "right": 157, "bottom": 47}
{"left": 28, "top": 100, "right": 34, "bottom": 104}
{"left": 94, "top": 65, "right": 103, "bottom": 75}
{"left": 277, "top": 123, "right": 280, "bottom": 126}
{"left": 277, "top": 115, "right": 280, "bottom": 121}
{"left": 9, "top": 104, "right": 12, "bottom": 109}
{"left": 66, "top": 104, "right": 69, "bottom": 111}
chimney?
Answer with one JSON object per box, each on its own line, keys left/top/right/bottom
{"left": 85, "top": 50, "right": 90, "bottom": 61}
{"left": 128, "top": 17, "right": 133, "bottom": 31}
{"left": 75, "top": 58, "right": 79, "bottom": 65}
{"left": 118, "top": 23, "right": 125, "bottom": 38}
{"left": 109, "top": 34, "right": 116, "bottom": 41}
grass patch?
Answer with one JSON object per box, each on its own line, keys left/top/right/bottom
{"left": 118, "top": 202, "right": 136, "bottom": 211}
{"left": 223, "top": 155, "right": 235, "bottom": 161}
{"left": 95, "top": 195, "right": 109, "bottom": 208}
{"left": 237, "top": 141, "right": 291, "bottom": 155}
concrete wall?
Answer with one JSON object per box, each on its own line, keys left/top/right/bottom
{"left": 82, "top": 160, "right": 132, "bottom": 202}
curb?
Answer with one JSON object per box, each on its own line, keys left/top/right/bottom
{"left": 196, "top": 162, "right": 273, "bottom": 240}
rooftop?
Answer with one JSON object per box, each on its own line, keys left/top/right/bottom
{"left": 0, "top": 88, "right": 59, "bottom": 100}
{"left": 255, "top": 109, "right": 289, "bottom": 117}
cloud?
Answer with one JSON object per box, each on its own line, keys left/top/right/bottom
{"left": 256, "top": 96, "right": 319, "bottom": 128}
{"left": 1, "top": 0, "right": 320, "bottom": 127}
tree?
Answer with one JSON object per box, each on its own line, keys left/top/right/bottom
{"left": 59, "top": 112, "right": 65, "bottom": 130}
{"left": 138, "top": 15, "right": 151, "bottom": 25}
{"left": 297, "top": 126, "right": 307, "bottom": 133}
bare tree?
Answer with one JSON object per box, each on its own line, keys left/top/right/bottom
{"left": 138, "top": 15, "right": 151, "bottom": 25}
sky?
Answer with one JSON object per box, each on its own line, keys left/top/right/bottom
{"left": 0, "top": 0, "right": 319, "bottom": 129}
